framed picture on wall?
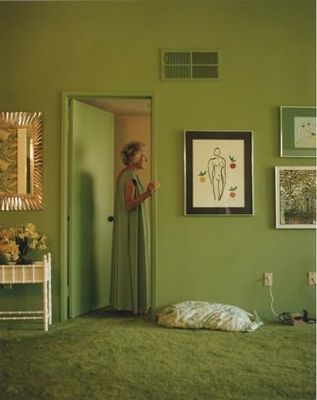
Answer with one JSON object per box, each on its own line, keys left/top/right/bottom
{"left": 280, "top": 106, "right": 316, "bottom": 158}
{"left": 275, "top": 166, "right": 316, "bottom": 229}
{"left": 184, "top": 130, "right": 254, "bottom": 215}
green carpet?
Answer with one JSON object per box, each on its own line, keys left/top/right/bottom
{"left": 0, "top": 309, "right": 315, "bottom": 400}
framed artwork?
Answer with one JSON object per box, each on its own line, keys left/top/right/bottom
{"left": 184, "top": 130, "right": 254, "bottom": 215}
{"left": 275, "top": 166, "right": 316, "bottom": 229}
{"left": 280, "top": 106, "right": 316, "bottom": 158}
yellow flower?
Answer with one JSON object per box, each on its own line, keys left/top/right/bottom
{"left": 38, "top": 234, "right": 47, "bottom": 250}
{"left": 25, "top": 223, "right": 36, "bottom": 232}
{"left": 0, "top": 228, "right": 15, "bottom": 241}
{"left": 25, "top": 223, "right": 37, "bottom": 238}
{"left": 0, "top": 241, "right": 19, "bottom": 262}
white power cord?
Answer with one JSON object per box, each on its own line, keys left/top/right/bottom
{"left": 269, "top": 285, "right": 279, "bottom": 317}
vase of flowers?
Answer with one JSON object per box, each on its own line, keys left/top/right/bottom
{"left": 0, "top": 223, "right": 47, "bottom": 264}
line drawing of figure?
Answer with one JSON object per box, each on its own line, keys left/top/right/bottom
{"left": 207, "top": 147, "right": 226, "bottom": 200}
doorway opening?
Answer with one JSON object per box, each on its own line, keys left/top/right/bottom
{"left": 61, "top": 93, "right": 156, "bottom": 321}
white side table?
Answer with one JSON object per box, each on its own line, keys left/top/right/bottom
{"left": 0, "top": 253, "right": 52, "bottom": 331}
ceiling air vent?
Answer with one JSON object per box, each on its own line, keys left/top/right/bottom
{"left": 161, "top": 50, "right": 220, "bottom": 81}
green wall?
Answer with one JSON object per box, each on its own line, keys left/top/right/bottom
{"left": 0, "top": 0, "right": 315, "bottom": 321}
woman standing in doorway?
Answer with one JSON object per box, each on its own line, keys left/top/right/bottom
{"left": 110, "top": 141, "right": 160, "bottom": 314}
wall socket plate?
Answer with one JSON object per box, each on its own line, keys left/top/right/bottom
{"left": 307, "top": 272, "right": 316, "bottom": 286}
{"left": 263, "top": 272, "right": 273, "bottom": 286}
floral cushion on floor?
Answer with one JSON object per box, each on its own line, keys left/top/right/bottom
{"left": 157, "top": 301, "right": 263, "bottom": 332}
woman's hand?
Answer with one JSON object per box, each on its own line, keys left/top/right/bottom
{"left": 146, "top": 181, "right": 160, "bottom": 195}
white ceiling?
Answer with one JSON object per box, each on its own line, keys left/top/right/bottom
{"left": 79, "top": 97, "right": 151, "bottom": 115}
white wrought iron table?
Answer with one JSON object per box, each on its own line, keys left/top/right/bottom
{"left": 0, "top": 253, "right": 52, "bottom": 331}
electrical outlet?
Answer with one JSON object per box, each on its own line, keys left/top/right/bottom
{"left": 307, "top": 272, "right": 316, "bottom": 286}
{"left": 263, "top": 272, "right": 273, "bottom": 286}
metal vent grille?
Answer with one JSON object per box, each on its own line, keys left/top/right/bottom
{"left": 161, "top": 50, "right": 220, "bottom": 81}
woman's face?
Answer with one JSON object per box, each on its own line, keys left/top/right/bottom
{"left": 132, "top": 149, "right": 148, "bottom": 170}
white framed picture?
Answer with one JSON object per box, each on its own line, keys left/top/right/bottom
{"left": 275, "top": 166, "right": 316, "bottom": 229}
{"left": 280, "top": 106, "right": 316, "bottom": 158}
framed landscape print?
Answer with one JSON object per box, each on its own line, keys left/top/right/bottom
{"left": 275, "top": 166, "right": 316, "bottom": 229}
{"left": 184, "top": 131, "right": 253, "bottom": 215}
{"left": 280, "top": 106, "right": 316, "bottom": 158}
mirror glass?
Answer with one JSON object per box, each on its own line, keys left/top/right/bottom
{"left": 0, "top": 112, "right": 43, "bottom": 210}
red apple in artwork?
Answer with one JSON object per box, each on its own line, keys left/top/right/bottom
{"left": 229, "top": 155, "right": 236, "bottom": 169}
{"left": 229, "top": 186, "right": 237, "bottom": 198}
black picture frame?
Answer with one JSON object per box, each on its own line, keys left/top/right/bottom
{"left": 184, "top": 130, "right": 254, "bottom": 215}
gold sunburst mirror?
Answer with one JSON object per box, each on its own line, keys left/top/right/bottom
{"left": 0, "top": 112, "right": 43, "bottom": 211}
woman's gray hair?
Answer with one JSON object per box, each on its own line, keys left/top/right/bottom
{"left": 121, "top": 141, "right": 145, "bottom": 166}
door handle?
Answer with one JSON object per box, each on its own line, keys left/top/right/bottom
{"left": 107, "top": 216, "right": 114, "bottom": 222}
